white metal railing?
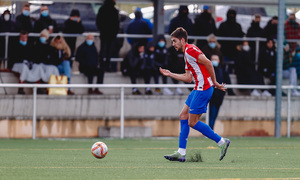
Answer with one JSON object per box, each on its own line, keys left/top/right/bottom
{"left": 0, "top": 83, "right": 299, "bottom": 139}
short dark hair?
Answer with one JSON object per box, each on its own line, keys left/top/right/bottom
{"left": 170, "top": 27, "right": 188, "bottom": 42}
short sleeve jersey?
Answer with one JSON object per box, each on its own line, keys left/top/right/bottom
{"left": 184, "top": 44, "right": 213, "bottom": 91}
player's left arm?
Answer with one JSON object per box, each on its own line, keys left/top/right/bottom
{"left": 197, "top": 54, "right": 227, "bottom": 91}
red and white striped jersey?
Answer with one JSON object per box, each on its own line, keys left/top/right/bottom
{"left": 184, "top": 44, "right": 213, "bottom": 91}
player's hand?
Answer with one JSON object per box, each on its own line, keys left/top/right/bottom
{"left": 214, "top": 82, "right": 227, "bottom": 92}
{"left": 159, "top": 67, "right": 171, "bottom": 77}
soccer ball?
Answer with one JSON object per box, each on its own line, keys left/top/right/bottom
{"left": 91, "top": 141, "right": 108, "bottom": 159}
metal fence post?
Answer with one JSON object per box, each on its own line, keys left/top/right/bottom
{"left": 120, "top": 86, "right": 125, "bottom": 139}
{"left": 287, "top": 88, "right": 291, "bottom": 138}
{"left": 32, "top": 86, "right": 37, "bottom": 139}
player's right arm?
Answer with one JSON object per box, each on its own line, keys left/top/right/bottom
{"left": 159, "top": 67, "right": 193, "bottom": 83}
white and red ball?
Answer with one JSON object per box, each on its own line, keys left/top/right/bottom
{"left": 91, "top": 141, "right": 108, "bottom": 159}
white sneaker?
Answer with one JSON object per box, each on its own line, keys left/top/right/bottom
{"left": 163, "top": 87, "right": 174, "bottom": 95}
{"left": 175, "top": 87, "right": 184, "bottom": 95}
{"left": 250, "top": 89, "right": 261, "bottom": 96}
{"left": 261, "top": 90, "right": 272, "bottom": 97}
{"left": 292, "top": 90, "right": 300, "bottom": 97}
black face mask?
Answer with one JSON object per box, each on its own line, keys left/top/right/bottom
{"left": 227, "top": 16, "right": 236, "bottom": 23}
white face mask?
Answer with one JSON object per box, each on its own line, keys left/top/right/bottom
{"left": 243, "top": 45, "right": 250, "bottom": 52}
{"left": 4, "top": 14, "right": 10, "bottom": 21}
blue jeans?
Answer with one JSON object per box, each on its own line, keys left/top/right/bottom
{"left": 57, "top": 60, "right": 71, "bottom": 90}
{"left": 57, "top": 60, "right": 71, "bottom": 80}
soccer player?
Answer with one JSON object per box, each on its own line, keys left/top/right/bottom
{"left": 160, "top": 27, "right": 230, "bottom": 162}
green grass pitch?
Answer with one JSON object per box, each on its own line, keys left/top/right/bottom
{"left": 1, "top": 137, "right": 300, "bottom": 180}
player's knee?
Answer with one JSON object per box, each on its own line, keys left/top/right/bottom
{"left": 179, "top": 113, "right": 188, "bottom": 120}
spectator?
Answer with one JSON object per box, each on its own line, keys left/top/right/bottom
{"left": 63, "top": 9, "right": 85, "bottom": 58}
{"left": 76, "top": 34, "right": 103, "bottom": 95}
{"left": 217, "top": 8, "right": 244, "bottom": 74}
{"left": 32, "top": 29, "right": 60, "bottom": 92}
{"left": 201, "top": 34, "right": 235, "bottom": 96}
{"left": 9, "top": 31, "right": 41, "bottom": 94}
{"left": 154, "top": 34, "right": 173, "bottom": 95}
{"left": 246, "top": 14, "right": 264, "bottom": 59}
{"left": 15, "top": 4, "right": 33, "bottom": 33}
{"left": 132, "top": 7, "right": 153, "bottom": 30}
{"left": 168, "top": 5, "right": 194, "bottom": 43}
{"left": 208, "top": 55, "right": 231, "bottom": 129}
{"left": 0, "top": 9, "right": 17, "bottom": 32}
{"left": 201, "top": 34, "right": 224, "bottom": 64}
{"left": 96, "top": 0, "right": 120, "bottom": 72}
{"left": 283, "top": 42, "right": 300, "bottom": 96}
{"left": 168, "top": 5, "right": 192, "bottom": 35}
{"left": 262, "top": 16, "right": 278, "bottom": 40}
{"left": 234, "top": 40, "right": 271, "bottom": 96}
{"left": 126, "top": 8, "right": 152, "bottom": 46}
{"left": 258, "top": 38, "right": 276, "bottom": 95}
{"left": 0, "top": 10, "right": 17, "bottom": 59}
{"left": 284, "top": 13, "right": 300, "bottom": 52}
{"left": 33, "top": 5, "right": 58, "bottom": 34}
{"left": 123, "top": 41, "right": 145, "bottom": 95}
{"left": 50, "top": 35, "right": 74, "bottom": 95}
{"left": 141, "top": 41, "right": 156, "bottom": 95}
{"left": 193, "top": 5, "right": 217, "bottom": 49}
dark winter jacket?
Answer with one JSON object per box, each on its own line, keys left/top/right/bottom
{"left": 217, "top": 10, "right": 244, "bottom": 58}
{"left": 33, "top": 15, "right": 57, "bottom": 33}
{"left": 0, "top": 11, "right": 17, "bottom": 32}
{"left": 210, "top": 67, "right": 230, "bottom": 107}
{"left": 15, "top": 14, "right": 33, "bottom": 32}
{"left": 168, "top": 6, "right": 193, "bottom": 35}
{"left": 76, "top": 42, "right": 99, "bottom": 75}
{"left": 258, "top": 45, "right": 276, "bottom": 78}
{"left": 32, "top": 40, "right": 55, "bottom": 64}
{"left": 193, "top": 11, "right": 217, "bottom": 48}
{"left": 96, "top": 0, "right": 119, "bottom": 40}
{"left": 8, "top": 39, "right": 33, "bottom": 69}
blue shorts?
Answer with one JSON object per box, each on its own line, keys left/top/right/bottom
{"left": 185, "top": 86, "right": 214, "bottom": 114}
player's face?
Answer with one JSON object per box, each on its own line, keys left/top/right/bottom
{"left": 171, "top": 37, "right": 183, "bottom": 52}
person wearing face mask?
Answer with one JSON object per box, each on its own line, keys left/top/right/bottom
{"left": 235, "top": 40, "right": 267, "bottom": 96}
{"left": 63, "top": 9, "right": 85, "bottom": 58}
{"left": 202, "top": 34, "right": 235, "bottom": 96}
{"left": 193, "top": 5, "right": 217, "bottom": 49}
{"left": 284, "top": 13, "right": 300, "bottom": 52}
{"left": 168, "top": 6, "right": 194, "bottom": 44}
{"left": 15, "top": 4, "right": 33, "bottom": 33}
{"left": 50, "top": 35, "right": 74, "bottom": 95}
{"left": 0, "top": 9, "right": 17, "bottom": 63}
{"left": 208, "top": 55, "right": 231, "bottom": 129}
{"left": 76, "top": 34, "right": 103, "bottom": 95}
{"left": 217, "top": 8, "right": 244, "bottom": 74}
{"left": 9, "top": 31, "right": 33, "bottom": 94}
{"left": 32, "top": 29, "right": 60, "bottom": 94}
{"left": 153, "top": 34, "right": 174, "bottom": 95}
{"left": 0, "top": 10, "right": 17, "bottom": 32}
{"left": 10, "top": 31, "right": 52, "bottom": 94}
{"left": 33, "top": 5, "right": 57, "bottom": 34}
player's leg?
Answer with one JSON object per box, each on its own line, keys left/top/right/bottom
{"left": 188, "top": 87, "right": 230, "bottom": 161}
{"left": 164, "top": 104, "right": 190, "bottom": 162}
